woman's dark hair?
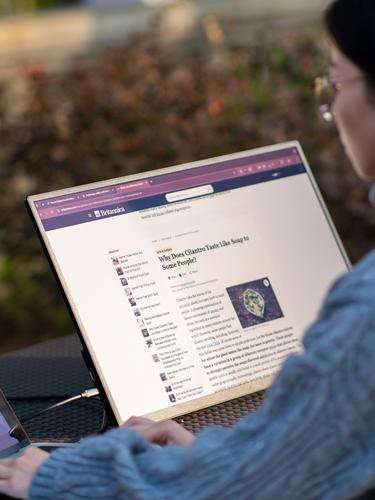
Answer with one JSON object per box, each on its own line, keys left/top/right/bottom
{"left": 324, "top": 0, "right": 375, "bottom": 82}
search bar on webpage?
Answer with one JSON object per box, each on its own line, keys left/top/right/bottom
{"left": 166, "top": 185, "right": 214, "bottom": 202}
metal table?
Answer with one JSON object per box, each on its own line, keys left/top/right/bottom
{"left": 0, "top": 333, "right": 265, "bottom": 442}
{"left": 0, "top": 334, "right": 373, "bottom": 500}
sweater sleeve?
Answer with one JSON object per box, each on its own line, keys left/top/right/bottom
{"left": 30, "top": 251, "right": 375, "bottom": 500}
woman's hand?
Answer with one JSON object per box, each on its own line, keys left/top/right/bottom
{"left": 0, "top": 419, "right": 193, "bottom": 499}
{"left": 0, "top": 447, "right": 49, "bottom": 500}
{"left": 122, "top": 416, "right": 195, "bottom": 447}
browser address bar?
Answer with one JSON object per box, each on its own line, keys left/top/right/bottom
{"left": 165, "top": 184, "right": 214, "bottom": 202}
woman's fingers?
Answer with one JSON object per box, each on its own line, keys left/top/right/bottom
{"left": 122, "top": 416, "right": 195, "bottom": 447}
{"left": 0, "top": 462, "right": 13, "bottom": 479}
{"left": 0, "top": 448, "right": 49, "bottom": 500}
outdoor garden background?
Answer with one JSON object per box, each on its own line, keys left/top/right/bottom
{"left": 1, "top": 2, "right": 375, "bottom": 354}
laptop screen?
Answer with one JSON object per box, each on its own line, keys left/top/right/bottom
{"left": 0, "top": 390, "right": 29, "bottom": 458}
{"left": 26, "top": 141, "right": 349, "bottom": 424}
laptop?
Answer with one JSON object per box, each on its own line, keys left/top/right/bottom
{"left": 25, "top": 141, "right": 350, "bottom": 427}
{"left": 0, "top": 389, "right": 76, "bottom": 458}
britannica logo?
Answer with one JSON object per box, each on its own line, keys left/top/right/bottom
{"left": 99, "top": 207, "right": 125, "bottom": 216}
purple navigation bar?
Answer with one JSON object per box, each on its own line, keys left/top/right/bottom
{"left": 34, "top": 149, "right": 301, "bottom": 220}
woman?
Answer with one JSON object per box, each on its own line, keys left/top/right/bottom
{"left": 1, "top": 0, "right": 375, "bottom": 498}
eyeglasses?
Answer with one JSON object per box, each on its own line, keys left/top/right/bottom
{"left": 310, "top": 72, "right": 366, "bottom": 122}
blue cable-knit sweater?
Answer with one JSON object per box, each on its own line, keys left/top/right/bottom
{"left": 30, "top": 250, "right": 375, "bottom": 500}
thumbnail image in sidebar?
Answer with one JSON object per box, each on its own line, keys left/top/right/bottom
{"left": 226, "top": 277, "right": 283, "bottom": 329}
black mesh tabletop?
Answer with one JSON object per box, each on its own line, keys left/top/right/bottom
{"left": 0, "top": 334, "right": 103, "bottom": 443}
{"left": 0, "top": 333, "right": 265, "bottom": 442}
{"left": 174, "top": 390, "right": 266, "bottom": 433}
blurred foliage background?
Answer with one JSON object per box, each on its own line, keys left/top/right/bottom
{"left": 0, "top": 12, "right": 375, "bottom": 354}
{"left": 0, "top": 0, "right": 76, "bottom": 14}
{"left": 0, "top": 0, "right": 158, "bottom": 15}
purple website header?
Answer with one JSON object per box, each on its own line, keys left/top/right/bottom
{"left": 34, "top": 148, "right": 300, "bottom": 221}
